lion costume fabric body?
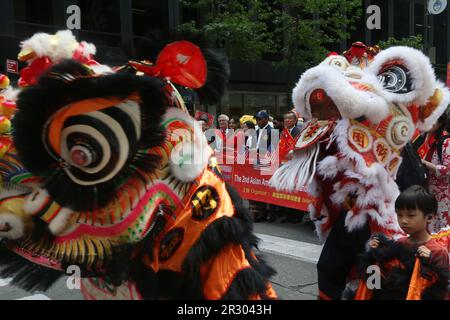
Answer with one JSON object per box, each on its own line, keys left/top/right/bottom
{"left": 0, "top": 31, "right": 277, "bottom": 300}
{"left": 270, "top": 43, "right": 449, "bottom": 300}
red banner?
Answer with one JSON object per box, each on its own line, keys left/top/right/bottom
{"left": 220, "top": 162, "right": 314, "bottom": 211}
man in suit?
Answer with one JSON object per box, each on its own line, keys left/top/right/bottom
{"left": 251, "top": 111, "right": 274, "bottom": 223}
{"left": 284, "top": 111, "right": 302, "bottom": 139}
{"left": 279, "top": 110, "right": 305, "bottom": 224}
{"left": 254, "top": 111, "right": 273, "bottom": 155}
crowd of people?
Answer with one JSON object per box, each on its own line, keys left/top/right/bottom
{"left": 195, "top": 108, "right": 308, "bottom": 224}
{"left": 195, "top": 109, "right": 305, "bottom": 161}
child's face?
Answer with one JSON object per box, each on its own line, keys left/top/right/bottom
{"left": 396, "top": 208, "right": 431, "bottom": 235}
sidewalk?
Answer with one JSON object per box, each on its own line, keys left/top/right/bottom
{"left": 256, "top": 232, "right": 321, "bottom": 300}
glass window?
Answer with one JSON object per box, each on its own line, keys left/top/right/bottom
{"left": 433, "top": 9, "right": 448, "bottom": 75}
{"left": 414, "top": 2, "right": 425, "bottom": 36}
{"left": 14, "top": 0, "right": 56, "bottom": 38}
{"left": 78, "top": 0, "right": 120, "bottom": 33}
{"left": 14, "top": 0, "right": 53, "bottom": 25}
{"left": 349, "top": 13, "right": 367, "bottom": 47}
{"left": 394, "top": 0, "right": 410, "bottom": 39}
{"left": 371, "top": 0, "right": 389, "bottom": 44}
{"left": 132, "top": 0, "right": 169, "bottom": 36}
{"left": 77, "top": 0, "right": 121, "bottom": 48}
{"left": 244, "top": 94, "right": 277, "bottom": 117}
{"left": 244, "top": 94, "right": 276, "bottom": 108}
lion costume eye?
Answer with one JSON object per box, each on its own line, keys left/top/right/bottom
{"left": 377, "top": 65, "right": 412, "bottom": 93}
{"left": 53, "top": 100, "right": 141, "bottom": 186}
{"left": 327, "top": 56, "right": 349, "bottom": 71}
{"left": 69, "top": 144, "right": 96, "bottom": 167}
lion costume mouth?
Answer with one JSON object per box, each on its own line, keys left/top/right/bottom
{"left": 309, "top": 88, "right": 342, "bottom": 121}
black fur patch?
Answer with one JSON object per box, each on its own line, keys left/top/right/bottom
{"left": 130, "top": 184, "right": 276, "bottom": 300}
{"left": 0, "top": 239, "right": 140, "bottom": 293}
{"left": 178, "top": 184, "right": 276, "bottom": 300}
{"left": 195, "top": 48, "right": 230, "bottom": 105}
{"left": 222, "top": 267, "right": 275, "bottom": 300}
{"left": 0, "top": 241, "right": 63, "bottom": 292}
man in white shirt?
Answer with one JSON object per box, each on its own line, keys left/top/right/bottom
{"left": 254, "top": 111, "right": 273, "bottom": 154}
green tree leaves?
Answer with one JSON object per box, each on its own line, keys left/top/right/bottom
{"left": 378, "top": 34, "right": 424, "bottom": 50}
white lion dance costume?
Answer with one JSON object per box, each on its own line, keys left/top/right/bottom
{"left": 270, "top": 42, "right": 449, "bottom": 300}
{"left": 0, "top": 31, "right": 277, "bottom": 300}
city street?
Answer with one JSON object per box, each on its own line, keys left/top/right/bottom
{"left": 0, "top": 210, "right": 321, "bottom": 300}
{"left": 0, "top": 0, "right": 448, "bottom": 305}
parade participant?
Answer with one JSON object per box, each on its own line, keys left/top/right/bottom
{"left": 243, "top": 121, "right": 257, "bottom": 151}
{"left": 228, "top": 116, "right": 241, "bottom": 131}
{"left": 285, "top": 111, "right": 302, "bottom": 139}
{"left": 0, "top": 31, "right": 277, "bottom": 300}
{"left": 225, "top": 116, "right": 245, "bottom": 161}
{"left": 254, "top": 111, "right": 273, "bottom": 155}
{"left": 420, "top": 113, "right": 450, "bottom": 233}
{"left": 217, "top": 114, "right": 230, "bottom": 135}
{"left": 278, "top": 111, "right": 302, "bottom": 163}
{"left": 270, "top": 43, "right": 449, "bottom": 299}
{"left": 433, "top": 226, "right": 450, "bottom": 299}
{"left": 355, "top": 185, "right": 448, "bottom": 300}
{"left": 240, "top": 114, "right": 256, "bottom": 127}
{"left": 273, "top": 115, "right": 285, "bottom": 131}
{"left": 211, "top": 114, "right": 229, "bottom": 155}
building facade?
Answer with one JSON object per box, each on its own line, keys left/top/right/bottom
{"left": 0, "top": 0, "right": 448, "bottom": 119}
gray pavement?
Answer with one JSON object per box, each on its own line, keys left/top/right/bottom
{"left": 263, "top": 252, "right": 318, "bottom": 300}
{"left": 254, "top": 219, "right": 322, "bottom": 245}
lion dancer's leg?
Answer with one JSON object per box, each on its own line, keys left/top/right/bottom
{"left": 317, "top": 210, "right": 371, "bottom": 300}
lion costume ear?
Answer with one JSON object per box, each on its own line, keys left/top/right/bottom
{"left": 165, "top": 107, "right": 211, "bottom": 182}
{"left": 416, "top": 85, "right": 450, "bottom": 132}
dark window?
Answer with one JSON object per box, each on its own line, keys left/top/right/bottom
{"left": 14, "top": 0, "right": 56, "bottom": 38}
{"left": 77, "top": 0, "right": 121, "bottom": 48}
{"left": 14, "top": 0, "right": 53, "bottom": 25}
{"left": 433, "top": 9, "right": 448, "bottom": 67}
{"left": 371, "top": 0, "right": 389, "bottom": 45}
{"left": 349, "top": 12, "right": 367, "bottom": 47}
{"left": 132, "top": 0, "right": 169, "bottom": 37}
{"left": 394, "top": 0, "right": 410, "bottom": 39}
{"left": 181, "top": 5, "right": 199, "bottom": 24}
{"left": 414, "top": 2, "right": 425, "bottom": 36}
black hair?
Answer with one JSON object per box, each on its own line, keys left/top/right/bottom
{"left": 274, "top": 115, "right": 285, "bottom": 122}
{"left": 244, "top": 121, "right": 255, "bottom": 129}
{"left": 445, "top": 111, "right": 450, "bottom": 133}
{"left": 230, "top": 116, "right": 241, "bottom": 128}
{"left": 395, "top": 185, "right": 437, "bottom": 216}
{"left": 433, "top": 112, "right": 448, "bottom": 138}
